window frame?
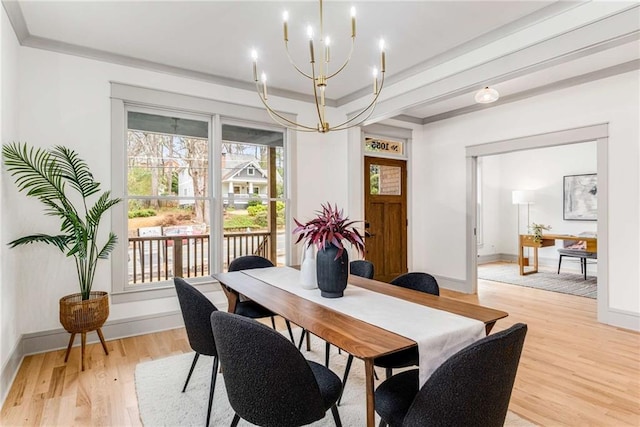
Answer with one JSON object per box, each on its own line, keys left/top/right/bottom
{"left": 110, "top": 83, "right": 296, "bottom": 303}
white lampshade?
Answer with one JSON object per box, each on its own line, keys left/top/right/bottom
{"left": 512, "top": 190, "right": 534, "bottom": 205}
{"left": 475, "top": 86, "right": 499, "bottom": 104}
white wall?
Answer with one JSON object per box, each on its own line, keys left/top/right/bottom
{"left": 414, "top": 71, "right": 639, "bottom": 321}
{"left": 479, "top": 142, "right": 598, "bottom": 265}
{"left": 1, "top": 5, "right": 21, "bottom": 395}
{"left": 4, "top": 46, "right": 349, "bottom": 336}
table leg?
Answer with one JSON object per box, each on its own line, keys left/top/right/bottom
{"left": 364, "top": 358, "right": 375, "bottom": 427}
{"left": 518, "top": 238, "right": 525, "bottom": 275}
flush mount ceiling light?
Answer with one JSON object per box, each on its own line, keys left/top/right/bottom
{"left": 474, "top": 86, "right": 500, "bottom": 104}
{"left": 251, "top": 0, "right": 386, "bottom": 133}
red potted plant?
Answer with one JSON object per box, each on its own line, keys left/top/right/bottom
{"left": 293, "top": 203, "right": 365, "bottom": 298}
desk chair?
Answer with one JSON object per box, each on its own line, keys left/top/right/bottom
{"left": 557, "top": 239, "right": 597, "bottom": 280}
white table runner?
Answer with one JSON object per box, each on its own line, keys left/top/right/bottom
{"left": 243, "top": 266, "right": 485, "bottom": 386}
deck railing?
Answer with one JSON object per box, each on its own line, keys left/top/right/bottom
{"left": 128, "top": 231, "right": 271, "bottom": 284}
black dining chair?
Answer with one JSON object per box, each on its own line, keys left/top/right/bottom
{"left": 338, "top": 272, "right": 439, "bottom": 405}
{"left": 375, "top": 323, "right": 527, "bottom": 427}
{"left": 227, "top": 255, "right": 295, "bottom": 343}
{"left": 173, "top": 277, "right": 219, "bottom": 427}
{"left": 210, "top": 311, "right": 343, "bottom": 427}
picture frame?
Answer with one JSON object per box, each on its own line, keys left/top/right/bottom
{"left": 563, "top": 173, "right": 597, "bottom": 221}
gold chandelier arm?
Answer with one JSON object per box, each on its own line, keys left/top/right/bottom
{"left": 255, "top": 81, "right": 318, "bottom": 131}
{"left": 330, "top": 71, "right": 385, "bottom": 130}
{"left": 264, "top": 108, "right": 320, "bottom": 132}
{"left": 284, "top": 41, "right": 315, "bottom": 80}
{"left": 326, "top": 37, "right": 355, "bottom": 80}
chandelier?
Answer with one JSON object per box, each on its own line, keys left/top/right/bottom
{"left": 251, "top": 0, "right": 386, "bottom": 133}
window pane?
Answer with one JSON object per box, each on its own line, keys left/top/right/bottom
{"left": 370, "top": 164, "right": 401, "bottom": 195}
{"left": 128, "top": 198, "right": 210, "bottom": 285}
{"left": 221, "top": 124, "right": 286, "bottom": 270}
{"left": 127, "top": 112, "right": 209, "bottom": 199}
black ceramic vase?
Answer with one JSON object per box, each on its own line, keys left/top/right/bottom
{"left": 316, "top": 243, "right": 349, "bottom": 298}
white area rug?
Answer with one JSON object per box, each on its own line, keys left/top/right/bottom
{"left": 135, "top": 330, "right": 534, "bottom": 426}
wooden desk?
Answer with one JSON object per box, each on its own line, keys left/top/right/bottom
{"left": 519, "top": 233, "right": 598, "bottom": 275}
{"left": 213, "top": 269, "right": 508, "bottom": 427}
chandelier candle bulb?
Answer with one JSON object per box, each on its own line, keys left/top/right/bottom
{"left": 283, "top": 11, "right": 288, "bottom": 41}
{"left": 324, "top": 36, "right": 330, "bottom": 62}
{"left": 380, "top": 39, "right": 386, "bottom": 73}
{"left": 373, "top": 67, "right": 378, "bottom": 94}
{"left": 261, "top": 73, "right": 267, "bottom": 99}
{"left": 251, "top": 50, "right": 258, "bottom": 81}
{"left": 351, "top": 7, "right": 356, "bottom": 38}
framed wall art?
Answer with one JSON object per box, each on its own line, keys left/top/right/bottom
{"left": 563, "top": 173, "right": 597, "bottom": 221}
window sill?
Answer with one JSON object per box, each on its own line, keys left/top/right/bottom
{"left": 111, "top": 277, "right": 220, "bottom": 304}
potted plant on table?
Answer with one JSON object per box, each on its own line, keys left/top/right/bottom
{"left": 529, "top": 223, "right": 551, "bottom": 243}
{"left": 2, "top": 142, "right": 121, "bottom": 370}
{"left": 293, "top": 203, "right": 365, "bottom": 298}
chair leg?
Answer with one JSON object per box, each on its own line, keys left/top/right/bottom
{"left": 583, "top": 258, "right": 587, "bottom": 280}
{"left": 270, "top": 316, "right": 276, "bottom": 330}
{"left": 297, "top": 329, "right": 307, "bottom": 350}
{"left": 337, "top": 354, "right": 354, "bottom": 405}
{"left": 325, "top": 341, "right": 331, "bottom": 367}
{"left": 182, "top": 353, "right": 200, "bottom": 392}
{"left": 557, "top": 255, "right": 563, "bottom": 274}
{"left": 206, "top": 356, "right": 219, "bottom": 427}
{"left": 230, "top": 413, "right": 241, "bottom": 427}
{"left": 306, "top": 330, "right": 311, "bottom": 351}
{"left": 378, "top": 420, "right": 388, "bottom": 427}
{"left": 330, "top": 404, "right": 342, "bottom": 427}
{"left": 385, "top": 368, "right": 392, "bottom": 379}
{"left": 285, "top": 320, "right": 295, "bottom": 344}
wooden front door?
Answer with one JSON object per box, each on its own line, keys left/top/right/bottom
{"left": 364, "top": 156, "right": 408, "bottom": 282}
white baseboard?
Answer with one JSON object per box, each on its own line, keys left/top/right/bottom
{"left": 603, "top": 308, "right": 640, "bottom": 331}
{"left": 0, "top": 290, "right": 228, "bottom": 408}
{"left": 435, "top": 275, "right": 469, "bottom": 293}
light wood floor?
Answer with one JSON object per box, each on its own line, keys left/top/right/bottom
{"left": 2, "top": 279, "right": 639, "bottom": 426}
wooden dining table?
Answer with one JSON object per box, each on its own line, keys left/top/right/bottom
{"left": 213, "top": 268, "right": 508, "bottom": 427}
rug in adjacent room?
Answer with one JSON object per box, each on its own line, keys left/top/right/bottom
{"left": 478, "top": 263, "right": 596, "bottom": 298}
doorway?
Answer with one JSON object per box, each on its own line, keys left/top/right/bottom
{"left": 465, "top": 123, "right": 609, "bottom": 323}
{"left": 364, "top": 156, "right": 408, "bottom": 282}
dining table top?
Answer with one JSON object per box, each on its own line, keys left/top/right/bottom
{"left": 213, "top": 269, "right": 509, "bottom": 360}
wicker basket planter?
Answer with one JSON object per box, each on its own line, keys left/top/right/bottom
{"left": 60, "top": 291, "right": 110, "bottom": 371}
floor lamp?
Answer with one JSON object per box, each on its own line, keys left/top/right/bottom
{"left": 512, "top": 190, "right": 535, "bottom": 264}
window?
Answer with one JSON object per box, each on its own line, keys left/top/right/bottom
{"left": 110, "top": 83, "right": 293, "bottom": 300}
{"left": 221, "top": 123, "right": 287, "bottom": 270}
{"left": 125, "top": 109, "right": 210, "bottom": 287}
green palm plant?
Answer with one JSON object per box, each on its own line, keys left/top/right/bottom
{"left": 2, "top": 143, "right": 122, "bottom": 300}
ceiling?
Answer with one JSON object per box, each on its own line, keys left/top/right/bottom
{"left": 4, "top": 1, "right": 640, "bottom": 125}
